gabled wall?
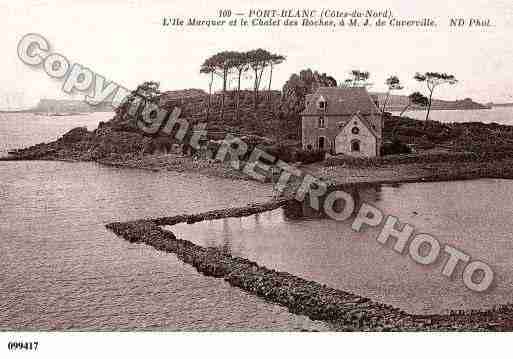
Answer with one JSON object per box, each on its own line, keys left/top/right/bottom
{"left": 334, "top": 115, "right": 378, "bottom": 157}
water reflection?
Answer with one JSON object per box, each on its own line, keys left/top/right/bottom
{"left": 281, "top": 184, "right": 381, "bottom": 220}
{"left": 170, "top": 179, "right": 513, "bottom": 315}
{"left": 0, "top": 161, "right": 329, "bottom": 331}
{"left": 0, "top": 110, "right": 331, "bottom": 335}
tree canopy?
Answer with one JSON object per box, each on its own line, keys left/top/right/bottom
{"left": 341, "top": 70, "right": 372, "bottom": 88}
{"left": 414, "top": 72, "right": 458, "bottom": 122}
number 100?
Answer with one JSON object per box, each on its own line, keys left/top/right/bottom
{"left": 219, "top": 9, "right": 232, "bottom": 17}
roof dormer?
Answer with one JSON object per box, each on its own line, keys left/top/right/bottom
{"left": 317, "top": 95, "right": 327, "bottom": 110}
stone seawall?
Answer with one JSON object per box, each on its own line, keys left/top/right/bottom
{"left": 106, "top": 219, "right": 417, "bottom": 330}
{"left": 106, "top": 201, "right": 513, "bottom": 331}
{"left": 151, "top": 199, "right": 289, "bottom": 226}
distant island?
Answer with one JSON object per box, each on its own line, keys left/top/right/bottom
{"left": 371, "top": 93, "right": 491, "bottom": 111}
{"left": 0, "top": 99, "right": 113, "bottom": 115}
{"left": 487, "top": 102, "right": 513, "bottom": 108}
{"left": 31, "top": 99, "right": 113, "bottom": 114}
{"left": 0, "top": 93, "right": 491, "bottom": 116}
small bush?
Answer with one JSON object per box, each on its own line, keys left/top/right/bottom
{"left": 380, "top": 138, "right": 412, "bottom": 156}
{"left": 293, "top": 149, "right": 325, "bottom": 164}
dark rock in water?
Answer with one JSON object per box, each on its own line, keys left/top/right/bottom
{"left": 10, "top": 120, "right": 154, "bottom": 161}
{"left": 0, "top": 154, "right": 17, "bottom": 161}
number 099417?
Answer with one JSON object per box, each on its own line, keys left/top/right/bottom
{"left": 8, "top": 341, "right": 38, "bottom": 351}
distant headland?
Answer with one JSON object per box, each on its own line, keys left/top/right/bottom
{"left": 0, "top": 98, "right": 113, "bottom": 115}
{"left": 370, "top": 93, "right": 491, "bottom": 111}
{"left": 0, "top": 94, "right": 490, "bottom": 115}
{"left": 487, "top": 102, "right": 513, "bottom": 108}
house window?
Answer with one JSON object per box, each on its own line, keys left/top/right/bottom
{"left": 351, "top": 126, "right": 360, "bottom": 135}
{"left": 351, "top": 140, "right": 361, "bottom": 152}
{"left": 318, "top": 100, "right": 327, "bottom": 110}
{"left": 318, "top": 116, "right": 325, "bottom": 128}
{"left": 318, "top": 136, "right": 326, "bottom": 150}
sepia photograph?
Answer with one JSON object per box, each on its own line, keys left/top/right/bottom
{"left": 1, "top": 0, "right": 512, "bottom": 357}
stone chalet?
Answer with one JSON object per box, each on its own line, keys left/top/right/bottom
{"left": 301, "top": 87, "right": 382, "bottom": 157}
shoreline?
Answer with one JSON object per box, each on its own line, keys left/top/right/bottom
{"left": 106, "top": 201, "right": 513, "bottom": 331}
{"left": 5, "top": 152, "right": 513, "bottom": 187}
{"left": 2, "top": 154, "right": 258, "bottom": 181}
{"left": 8, "top": 137, "right": 513, "bottom": 330}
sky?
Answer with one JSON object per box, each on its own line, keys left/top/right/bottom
{"left": 0, "top": 0, "right": 512, "bottom": 109}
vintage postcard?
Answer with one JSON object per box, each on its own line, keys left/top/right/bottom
{"left": 1, "top": 0, "right": 512, "bottom": 357}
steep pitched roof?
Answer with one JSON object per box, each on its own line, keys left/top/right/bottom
{"left": 342, "top": 113, "right": 379, "bottom": 139}
{"left": 302, "top": 87, "right": 380, "bottom": 116}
